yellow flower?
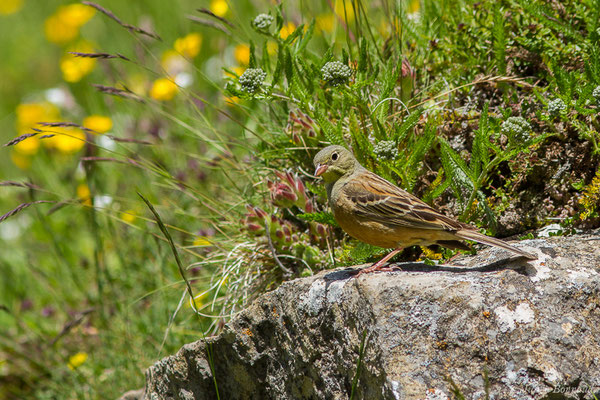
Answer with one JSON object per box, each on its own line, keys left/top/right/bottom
{"left": 377, "top": 18, "right": 389, "bottom": 36}
{"left": 120, "top": 209, "right": 137, "bottom": 224}
{"left": 10, "top": 151, "right": 31, "bottom": 170}
{"left": 377, "top": 17, "right": 401, "bottom": 36}
{"left": 234, "top": 44, "right": 250, "bottom": 65}
{"left": 150, "top": 77, "right": 178, "bottom": 101}
{"left": 44, "top": 126, "right": 86, "bottom": 153}
{"left": 0, "top": 0, "right": 24, "bottom": 15}
{"left": 14, "top": 137, "right": 40, "bottom": 155}
{"left": 61, "top": 4, "right": 96, "bottom": 25}
{"left": 174, "top": 33, "right": 202, "bottom": 58}
{"left": 419, "top": 246, "right": 443, "bottom": 260}
{"left": 224, "top": 66, "right": 246, "bottom": 79}
{"left": 193, "top": 236, "right": 211, "bottom": 246}
{"left": 14, "top": 102, "right": 85, "bottom": 155}
{"left": 16, "top": 103, "right": 60, "bottom": 134}
{"left": 334, "top": 0, "right": 355, "bottom": 22}
{"left": 77, "top": 183, "right": 92, "bottom": 206}
{"left": 579, "top": 169, "right": 600, "bottom": 220}
{"left": 60, "top": 40, "right": 97, "bottom": 82}
{"left": 209, "top": 0, "right": 228, "bottom": 17}
{"left": 266, "top": 41, "right": 278, "bottom": 56}
{"left": 279, "top": 22, "right": 296, "bottom": 40}
{"left": 44, "top": 4, "right": 96, "bottom": 45}
{"left": 224, "top": 95, "right": 240, "bottom": 106}
{"left": 408, "top": 0, "right": 421, "bottom": 14}
{"left": 83, "top": 115, "right": 112, "bottom": 134}
{"left": 186, "top": 292, "right": 208, "bottom": 309}
{"left": 45, "top": 15, "right": 78, "bottom": 44}
{"left": 14, "top": 102, "right": 60, "bottom": 155}
{"left": 60, "top": 55, "right": 95, "bottom": 82}
{"left": 68, "top": 352, "right": 88, "bottom": 370}
{"left": 316, "top": 14, "right": 335, "bottom": 33}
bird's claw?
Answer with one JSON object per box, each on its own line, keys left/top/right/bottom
{"left": 355, "top": 264, "right": 395, "bottom": 277}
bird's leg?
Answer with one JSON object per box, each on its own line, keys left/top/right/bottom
{"left": 356, "top": 248, "right": 402, "bottom": 277}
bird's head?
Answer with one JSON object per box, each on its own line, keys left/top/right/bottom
{"left": 313, "top": 145, "right": 359, "bottom": 184}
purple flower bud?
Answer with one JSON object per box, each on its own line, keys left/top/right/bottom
{"left": 285, "top": 171, "right": 295, "bottom": 186}
{"left": 247, "top": 223, "right": 262, "bottom": 232}
{"left": 41, "top": 306, "right": 55, "bottom": 317}
{"left": 254, "top": 207, "right": 268, "bottom": 219}
{"left": 271, "top": 182, "right": 297, "bottom": 208}
{"left": 283, "top": 225, "right": 291, "bottom": 236}
{"left": 296, "top": 178, "right": 306, "bottom": 194}
{"left": 400, "top": 58, "right": 415, "bottom": 104}
{"left": 401, "top": 58, "right": 415, "bottom": 79}
{"left": 299, "top": 119, "right": 312, "bottom": 129}
{"left": 316, "top": 223, "right": 326, "bottom": 236}
{"left": 292, "top": 132, "right": 301, "bottom": 144}
{"left": 304, "top": 200, "right": 314, "bottom": 213}
{"left": 20, "top": 299, "right": 33, "bottom": 312}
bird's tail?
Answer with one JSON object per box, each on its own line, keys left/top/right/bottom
{"left": 455, "top": 229, "right": 537, "bottom": 260}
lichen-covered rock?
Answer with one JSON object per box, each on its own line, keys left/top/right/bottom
{"left": 142, "top": 233, "right": 600, "bottom": 399}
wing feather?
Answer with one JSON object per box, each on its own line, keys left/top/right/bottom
{"left": 341, "top": 169, "right": 465, "bottom": 232}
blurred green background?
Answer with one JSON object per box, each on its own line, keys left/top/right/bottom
{"left": 0, "top": 0, "right": 246, "bottom": 397}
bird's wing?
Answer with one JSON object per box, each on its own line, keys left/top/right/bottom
{"left": 341, "top": 169, "right": 466, "bottom": 232}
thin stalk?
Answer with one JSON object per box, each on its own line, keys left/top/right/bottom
{"left": 350, "top": 329, "right": 368, "bottom": 399}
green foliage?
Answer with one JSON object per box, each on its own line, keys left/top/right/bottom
{"left": 492, "top": 5, "right": 507, "bottom": 74}
{"left": 348, "top": 242, "right": 385, "bottom": 265}
{"left": 297, "top": 211, "right": 337, "bottom": 226}
{"left": 439, "top": 104, "right": 549, "bottom": 228}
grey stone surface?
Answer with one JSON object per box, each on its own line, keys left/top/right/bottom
{"left": 143, "top": 233, "right": 600, "bottom": 399}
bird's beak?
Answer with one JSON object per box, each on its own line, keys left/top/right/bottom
{"left": 314, "top": 164, "right": 328, "bottom": 177}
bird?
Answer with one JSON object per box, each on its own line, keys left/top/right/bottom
{"left": 313, "top": 145, "right": 537, "bottom": 276}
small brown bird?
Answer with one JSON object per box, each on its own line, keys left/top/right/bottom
{"left": 313, "top": 145, "right": 537, "bottom": 276}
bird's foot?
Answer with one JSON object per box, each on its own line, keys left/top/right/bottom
{"left": 355, "top": 248, "right": 403, "bottom": 278}
{"left": 355, "top": 264, "right": 395, "bottom": 277}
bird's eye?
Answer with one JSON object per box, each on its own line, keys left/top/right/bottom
{"left": 331, "top": 152, "right": 339, "bottom": 161}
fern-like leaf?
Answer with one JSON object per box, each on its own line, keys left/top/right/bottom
{"left": 349, "top": 242, "right": 385, "bottom": 264}
{"left": 393, "top": 110, "right": 421, "bottom": 142}
{"left": 492, "top": 5, "right": 507, "bottom": 75}
{"left": 295, "top": 19, "right": 315, "bottom": 55}
{"left": 297, "top": 211, "right": 338, "bottom": 226}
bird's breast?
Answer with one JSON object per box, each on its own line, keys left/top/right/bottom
{"left": 330, "top": 193, "right": 437, "bottom": 249}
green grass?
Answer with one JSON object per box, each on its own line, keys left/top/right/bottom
{"left": 1, "top": 0, "right": 599, "bottom": 398}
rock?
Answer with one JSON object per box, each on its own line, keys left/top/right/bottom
{"left": 142, "top": 234, "right": 600, "bottom": 399}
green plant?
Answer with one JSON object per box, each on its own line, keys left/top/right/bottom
{"left": 439, "top": 104, "right": 547, "bottom": 227}
{"left": 350, "top": 329, "right": 368, "bottom": 400}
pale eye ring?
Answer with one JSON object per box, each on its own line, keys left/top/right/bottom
{"left": 331, "top": 152, "right": 339, "bottom": 161}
